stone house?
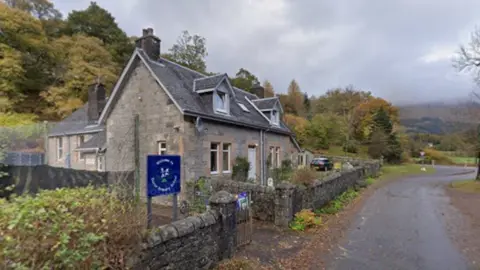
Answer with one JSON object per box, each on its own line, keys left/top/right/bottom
{"left": 48, "top": 28, "right": 301, "bottom": 199}
{"left": 47, "top": 83, "right": 107, "bottom": 171}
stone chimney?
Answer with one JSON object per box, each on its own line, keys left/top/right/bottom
{"left": 250, "top": 83, "right": 265, "bottom": 99}
{"left": 135, "top": 28, "right": 161, "bottom": 60}
{"left": 87, "top": 82, "right": 106, "bottom": 123}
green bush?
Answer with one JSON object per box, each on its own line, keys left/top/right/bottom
{"left": 316, "top": 188, "right": 359, "bottom": 215}
{"left": 232, "top": 157, "right": 250, "bottom": 182}
{"left": 342, "top": 141, "right": 358, "bottom": 154}
{"left": 0, "top": 186, "right": 145, "bottom": 269}
{"left": 290, "top": 209, "right": 322, "bottom": 231}
{"left": 422, "top": 148, "right": 454, "bottom": 165}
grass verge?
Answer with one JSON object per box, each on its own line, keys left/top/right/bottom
{"left": 315, "top": 188, "right": 359, "bottom": 215}
{"left": 450, "top": 179, "right": 480, "bottom": 194}
{"left": 381, "top": 163, "right": 435, "bottom": 178}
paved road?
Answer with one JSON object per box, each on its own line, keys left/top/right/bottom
{"left": 328, "top": 166, "right": 476, "bottom": 270}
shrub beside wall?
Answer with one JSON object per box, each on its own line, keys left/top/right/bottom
{"left": 0, "top": 186, "right": 144, "bottom": 269}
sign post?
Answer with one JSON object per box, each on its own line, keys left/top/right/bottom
{"left": 147, "top": 155, "right": 181, "bottom": 229}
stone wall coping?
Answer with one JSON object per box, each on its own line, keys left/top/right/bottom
{"left": 145, "top": 210, "right": 219, "bottom": 248}
{"left": 275, "top": 182, "right": 296, "bottom": 190}
{"left": 210, "top": 178, "right": 275, "bottom": 193}
{"left": 209, "top": 190, "right": 237, "bottom": 204}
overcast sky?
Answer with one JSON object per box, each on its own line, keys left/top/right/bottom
{"left": 53, "top": 0, "right": 480, "bottom": 105}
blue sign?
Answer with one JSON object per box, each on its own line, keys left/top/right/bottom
{"left": 147, "top": 155, "right": 181, "bottom": 197}
{"left": 237, "top": 192, "right": 248, "bottom": 210}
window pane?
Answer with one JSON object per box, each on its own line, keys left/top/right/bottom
{"left": 210, "top": 151, "right": 217, "bottom": 172}
{"left": 161, "top": 142, "right": 166, "bottom": 149}
{"left": 215, "top": 92, "right": 226, "bottom": 110}
{"left": 211, "top": 143, "right": 218, "bottom": 150}
{"left": 222, "top": 144, "right": 230, "bottom": 172}
{"left": 222, "top": 151, "right": 229, "bottom": 171}
{"left": 223, "top": 143, "right": 230, "bottom": 151}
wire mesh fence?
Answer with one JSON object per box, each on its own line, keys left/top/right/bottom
{"left": 0, "top": 122, "right": 49, "bottom": 165}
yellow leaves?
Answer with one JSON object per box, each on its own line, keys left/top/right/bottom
{"left": 42, "top": 34, "right": 118, "bottom": 119}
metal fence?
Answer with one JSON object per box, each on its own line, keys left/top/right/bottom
{"left": 2, "top": 151, "right": 45, "bottom": 166}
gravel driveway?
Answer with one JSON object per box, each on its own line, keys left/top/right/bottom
{"left": 328, "top": 166, "right": 476, "bottom": 270}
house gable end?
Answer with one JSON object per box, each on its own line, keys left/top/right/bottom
{"left": 98, "top": 50, "right": 184, "bottom": 125}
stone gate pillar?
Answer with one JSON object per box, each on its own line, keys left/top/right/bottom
{"left": 209, "top": 190, "right": 237, "bottom": 260}
{"left": 274, "top": 182, "right": 295, "bottom": 227}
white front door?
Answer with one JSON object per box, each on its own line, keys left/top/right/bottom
{"left": 248, "top": 146, "right": 256, "bottom": 180}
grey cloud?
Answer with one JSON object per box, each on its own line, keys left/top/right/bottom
{"left": 53, "top": 0, "right": 480, "bottom": 104}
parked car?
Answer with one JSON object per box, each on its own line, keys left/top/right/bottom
{"left": 310, "top": 157, "right": 333, "bottom": 171}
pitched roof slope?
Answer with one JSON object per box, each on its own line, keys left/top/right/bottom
{"left": 138, "top": 49, "right": 292, "bottom": 134}
{"left": 49, "top": 103, "right": 104, "bottom": 136}
{"left": 252, "top": 98, "right": 279, "bottom": 110}
{"left": 77, "top": 131, "right": 106, "bottom": 150}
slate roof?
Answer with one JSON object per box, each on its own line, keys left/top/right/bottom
{"left": 252, "top": 98, "right": 279, "bottom": 111}
{"left": 193, "top": 74, "right": 226, "bottom": 91}
{"left": 138, "top": 49, "right": 293, "bottom": 135}
{"left": 49, "top": 103, "right": 104, "bottom": 136}
{"left": 77, "top": 131, "right": 106, "bottom": 150}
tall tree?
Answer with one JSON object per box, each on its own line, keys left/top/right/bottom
{"left": 65, "top": 1, "right": 133, "bottom": 66}
{"left": 262, "top": 80, "right": 275, "bottom": 97}
{"left": 4, "top": 0, "right": 61, "bottom": 19}
{"left": 454, "top": 26, "right": 480, "bottom": 180}
{"left": 353, "top": 97, "right": 399, "bottom": 142}
{"left": 0, "top": 2, "right": 54, "bottom": 113}
{"left": 41, "top": 34, "right": 117, "bottom": 119}
{"left": 162, "top": 30, "right": 208, "bottom": 74}
{"left": 286, "top": 79, "right": 304, "bottom": 116}
{"left": 303, "top": 92, "right": 311, "bottom": 120}
{"left": 230, "top": 68, "right": 259, "bottom": 91}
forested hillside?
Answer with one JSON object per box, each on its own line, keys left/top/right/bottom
{"left": 3, "top": 0, "right": 462, "bottom": 163}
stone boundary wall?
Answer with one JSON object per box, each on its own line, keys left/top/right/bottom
{"left": 210, "top": 179, "right": 275, "bottom": 221}
{"left": 274, "top": 160, "right": 381, "bottom": 226}
{"left": 0, "top": 165, "right": 134, "bottom": 198}
{"left": 133, "top": 162, "right": 381, "bottom": 269}
{"left": 132, "top": 191, "right": 237, "bottom": 270}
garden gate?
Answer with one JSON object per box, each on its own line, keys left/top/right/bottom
{"left": 236, "top": 191, "right": 253, "bottom": 247}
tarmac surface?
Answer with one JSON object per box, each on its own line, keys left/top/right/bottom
{"left": 328, "top": 166, "right": 476, "bottom": 270}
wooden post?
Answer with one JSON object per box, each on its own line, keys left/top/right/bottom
{"left": 134, "top": 114, "right": 140, "bottom": 202}
{"left": 43, "top": 121, "right": 48, "bottom": 165}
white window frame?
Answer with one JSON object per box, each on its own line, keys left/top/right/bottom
{"left": 77, "top": 135, "right": 85, "bottom": 160}
{"left": 97, "top": 155, "right": 105, "bottom": 172}
{"left": 214, "top": 91, "right": 229, "bottom": 114}
{"left": 276, "top": 147, "right": 281, "bottom": 168}
{"left": 271, "top": 109, "right": 280, "bottom": 125}
{"left": 157, "top": 141, "right": 167, "bottom": 155}
{"left": 57, "top": 137, "right": 63, "bottom": 160}
{"left": 270, "top": 147, "right": 275, "bottom": 168}
{"left": 210, "top": 143, "right": 219, "bottom": 174}
{"left": 238, "top": 103, "right": 250, "bottom": 112}
{"left": 222, "top": 143, "right": 231, "bottom": 173}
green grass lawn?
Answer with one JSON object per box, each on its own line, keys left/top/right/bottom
{"left": 381, "top": 164, "right": 435, "bottom": 178}
{"left": 450, "top": 179, "right": 480, "bottom": 193}
{"left": 449, "top": 156, "right": 476, "bottom": 164}
{"left": 319, "top": 145, "right": 369, "bottom": 158}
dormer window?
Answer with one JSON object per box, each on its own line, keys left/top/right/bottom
{"left": 271, "top": 109, "right": 280, "bottom": 125}
{"left": 214, "top": 91, "right": 229, "bottom": 114}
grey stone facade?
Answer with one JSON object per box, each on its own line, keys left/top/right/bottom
{"left": 104, "top": 60, "right": 299, "bottom": 202}
{"left": 105, "top": 60, "right": 186, "bottom": 202}
{"left": 47, "top": 134, "right": 98, "bottom": 171}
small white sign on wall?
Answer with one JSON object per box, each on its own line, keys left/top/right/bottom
{"left": 267, "top": 177, "right": 274, "bottom": 187}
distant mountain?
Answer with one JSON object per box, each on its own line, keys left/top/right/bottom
{"left": 398, "top": 101, "right": 479, "bottom": 134}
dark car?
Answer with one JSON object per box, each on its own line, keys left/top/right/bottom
{"left": 310, "top": 157, "right": 333, "bottom": 171}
